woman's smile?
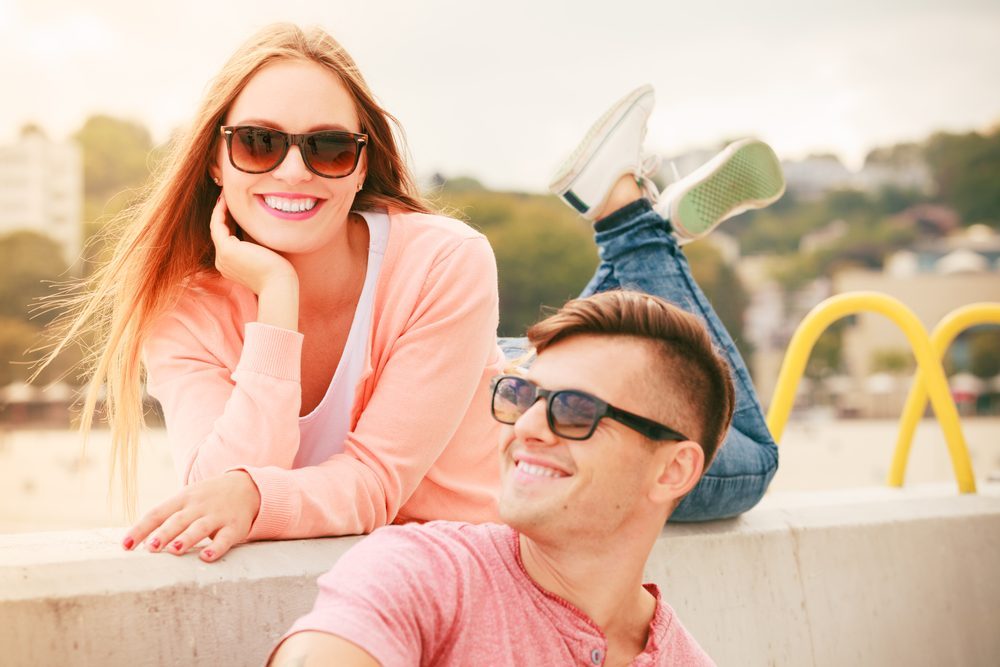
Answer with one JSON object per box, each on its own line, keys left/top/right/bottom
{"left": 256, "top": 193, "right": 325, "bottom": 221}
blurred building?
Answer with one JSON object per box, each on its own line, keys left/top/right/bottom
{"left": 886, "top": 204, "right": 961, "bottom": 239}
{"left": 0, "top": 126, "right": 84, "bottom": 268}
{"left": 763, "top": 154, "right": 931, "bottom": 202}
{"left": 852, "top": 161, "right": 933, "bottom": 195}
{"left": 834, "top": 225, "right": 1000, "bottom": 417}
{"left": 782, "top": 155, "right": 854, "bottom": 200}
{"left": 740, "top": 263, "right": 833, "bottom": 407}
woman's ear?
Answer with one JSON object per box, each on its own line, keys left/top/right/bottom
{"left": 647, "top": 441, "right": 705, "bottom": 507}
{"left": 209, "top": 137, "right": 226, "bottom": 185}
{"left": 209, "top": 162, "right": 222, "bottom": 185}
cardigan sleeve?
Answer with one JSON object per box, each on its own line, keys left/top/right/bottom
{"left": 144, "top": 301, "right": 305, "bottom": 484}
{"left": 237, "top": 236, "right": 500, "bottom": 540}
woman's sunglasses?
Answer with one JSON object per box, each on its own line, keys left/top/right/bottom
{"left": 490, "top": 375, "right": 689, "bottom": 442}
{"left": 219, "top": 125, "right": 368, "bottom": 179}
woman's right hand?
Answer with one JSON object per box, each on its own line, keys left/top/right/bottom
{"left": 210, "top": 194, "right": 300, "bottom": 330}
{"left": 209, "top": 194, "right": 296, "bottom": 295}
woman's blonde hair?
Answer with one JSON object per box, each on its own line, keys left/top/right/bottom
{"left": 42, "top": 24, "right": 432, "bottom": 512}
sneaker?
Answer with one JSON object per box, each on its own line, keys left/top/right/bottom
{"left": 549, "top": 85, "right": 655, "bottom": 221}
{"left": 656, "top": 138, "right": 785, "bottom": 244}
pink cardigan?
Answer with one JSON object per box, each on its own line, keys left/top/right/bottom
{"left": 144, "top": 210, "right": 506, "bottom": 540}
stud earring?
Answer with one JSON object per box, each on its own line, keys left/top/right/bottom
{"left": 213, "top": 177, "right": 221, "bottom": 186}
{"left": 357, "top": 182, "right": 363, "bottom": 192}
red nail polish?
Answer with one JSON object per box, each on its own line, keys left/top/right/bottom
{"left": 172, "top": 540, "right": 183, "bottom": 551}
{"left": 203, "top": 549, "right": 215, "bottom": 560}
{"left": 150, "top": 537, "right": 161, "bottom": 550}
{"left": 122, "top": 537, "right": 134, "bottom": 550}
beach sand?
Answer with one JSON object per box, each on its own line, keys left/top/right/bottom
{"left": 1, "top": 418, "right": 998, "bottom": 533}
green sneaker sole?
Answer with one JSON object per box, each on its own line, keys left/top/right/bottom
{"left": 673, "top": 140, "right": 785, "bottom": 238}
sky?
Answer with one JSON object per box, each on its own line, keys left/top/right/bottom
{"left": 1, "top": 0, "right": 999, "bottom": 192}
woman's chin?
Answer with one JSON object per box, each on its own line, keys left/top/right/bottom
{"left": 240, "top": 229, "right": 326, "bottom": 257}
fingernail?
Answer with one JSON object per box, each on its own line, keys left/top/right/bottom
{"left": 149, "top": 537, "right": 161, "bottom": 550}
{"left": 203, "top": 549, "right": 215, "bottom": 560}
{"left": 171, "top": 540, "right": 183, "bottom": 552}
{"left": 122, "top": 537, "right": 134, "bottom": 550}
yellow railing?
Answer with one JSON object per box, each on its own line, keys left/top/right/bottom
{"left": 888, "top": 303, "right": 1000, "bottom": 488}
{"left": 765, "top": 292, "right": 977, "bottom": 493}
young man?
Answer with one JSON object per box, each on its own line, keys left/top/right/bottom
{"left": 271, "top": 290, "right": 732, "bottom": 666}
{"left": 269, "top": 85, "right": 783, "bottom": 665}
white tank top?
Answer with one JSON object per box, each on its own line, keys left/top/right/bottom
{"left": 294, "top": 210, "right": 389, "bottom": 468}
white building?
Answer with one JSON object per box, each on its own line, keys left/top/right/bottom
{"left": 0, "top": 127, "right": 84, "bottom": 269}
{"left": 853, "top": 161, "right": 933, "bottom": 194}
{"left": 781, "top": 155, "right": 854, "bottom": 200}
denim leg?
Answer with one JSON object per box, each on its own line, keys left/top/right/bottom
{"left": 579, "top": 257, "right": 620, "bottom": 298}
{"left": 497, "top": 337, "right": 532, "bottom": 363}
{"left": 590, "top": 199, "right": 778, "bottom": 521}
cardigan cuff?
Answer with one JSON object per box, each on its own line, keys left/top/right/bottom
{"left": 235, "top": 465, "right": 297, "bottom": 541}
{"left": 236, "top": 323, "right": 304, "bottom": 382}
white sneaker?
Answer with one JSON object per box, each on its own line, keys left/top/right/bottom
{"left": 656, "top": 138, "right": 785, "bottom": 244}
{"left": 549, "top": 85, "right": 655, "bottom": 221}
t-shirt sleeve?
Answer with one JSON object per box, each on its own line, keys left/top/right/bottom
{"left": 278, "top": 526, "right": 462, "bottom": 667}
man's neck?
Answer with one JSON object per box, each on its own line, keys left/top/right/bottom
{"left": 517, "top": 530, "right": 659, "bottom": 658}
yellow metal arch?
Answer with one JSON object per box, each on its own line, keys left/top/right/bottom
{"left": 888, "top": 304, "right": 1000, "bottom": 487}
{"left": 765, "top": 292, "right": 976, "bottom": 493}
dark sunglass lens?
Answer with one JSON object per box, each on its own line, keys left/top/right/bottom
{"left": 305, "top": 133, "right": 359, "bottom": 177}
{"left": 550, "top": 391, "right": 598, "bottom": 438}
{"left": 231, "top": 127, "right": 285, "bottom": 172}
{"left": 492, "top": 377, "right": 533, "bottom": 424}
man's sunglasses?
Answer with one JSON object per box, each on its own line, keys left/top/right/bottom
{"left": 490, "top": 375, "right": 689, "bottom": 442}
{"left": 219, "top": 125, "right": 368, "bottom": 179}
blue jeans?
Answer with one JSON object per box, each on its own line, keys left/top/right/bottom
{"left": 499, "top": 199, "right": 778, "bottom": 521}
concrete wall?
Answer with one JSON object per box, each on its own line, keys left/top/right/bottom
{"left": 2, "top": 485, "right": 998, "bottom": 666}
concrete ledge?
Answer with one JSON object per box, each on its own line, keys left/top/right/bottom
{"left": 2, "top": 485, "right": 998, "bottom": 666}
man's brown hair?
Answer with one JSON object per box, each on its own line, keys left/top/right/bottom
{"left": 526, "top": 290, "right": 735, "bottom": 465}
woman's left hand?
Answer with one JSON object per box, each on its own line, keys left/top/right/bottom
{"left": 122, "top": 471, "right": 261, "bottom": 562}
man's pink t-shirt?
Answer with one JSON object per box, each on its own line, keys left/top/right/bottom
{"left": 281, "top": 521, "right": 715, "bottom": 666}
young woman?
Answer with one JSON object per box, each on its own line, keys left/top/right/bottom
{"left": 54, "top": 24, "right": 507, "bottom": 561}
{"left": 53, "top": 24, "right": 780, "bottom": 562}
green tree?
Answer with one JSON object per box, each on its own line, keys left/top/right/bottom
{"left": 864, "top": 142, "right": 924, "bottom": 167}
{"left": 825, "top": 189, "right": 871, "bottom": 219}
{"left": 0, "top": 231, "right": 69, "bottom": 324}
{"left": 437, "top": 187, "right": 596, "bottom": 336}
{"left": 0, "top": 318, "right": 40, "bottom": 387}
{"left": 684, "top": 243, "right": 752, "bottom": 362}
{"left": 925, "top": 129, "right": 1000, "bottom": 226}
{"left": 73, "top": 115, "right": 156, "bottom": 222}
{"left": 968, "top": 329, "right": 1000, "bottom": 379}
{"left": 875, "top": 185, "right": 925, "bottom": 215}
{"left": 871, "top": 348, "right": 914, "bottom": 374}
{"left": 805, "top": 327, "right": 844, "bottom": 379}
{"left": 0, "top": 317, "right": 82, "bottom": 387}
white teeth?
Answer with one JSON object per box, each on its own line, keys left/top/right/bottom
{"left": 263, "top": 195, "right": 318, "bottom": 213}
{"left": 516, "top": 461, "right": 566, "bottom": 478}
